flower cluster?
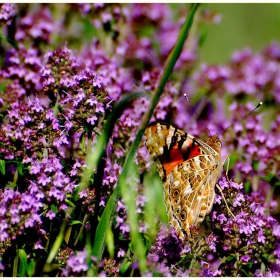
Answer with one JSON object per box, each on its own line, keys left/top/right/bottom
{"left": 0, "top": 3, "right": 17, "bottom": 27}
{"left": 191, "top": 43, "right": 280, "bottom": 198}
{"left": 60, "top": 249, "right": 88, "bottom": 276}
{"left": 0, "top": 97, "right": 76, "bottom": 254}
{"left": 0, "top": 45, "right": 42, "bottom": 103}
{"left": 208, "top": 177, "right": 280, "bottom": 276}
{"left": 0, "top": 187, "right": 43, "bottom": 242}
{"left": 222, "top": 102, "right": 280, "bottom": 193}
{"left": 75, "top": 3, "right": 128, "bottom": 38}
{"left": 195, "top": 43, "right": 280, "bottom": 103}
{"left": 140, "top": 176, "right": 280, "bottom": 277}
{"left": 15, "top": 6, "right": 54, "bottom": 45}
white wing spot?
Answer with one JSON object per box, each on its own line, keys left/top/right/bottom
{"left": 183, "top": 185, "right": 193, "bottom": 196}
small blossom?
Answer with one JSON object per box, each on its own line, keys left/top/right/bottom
{"left": 241, "top": 255, "right": 251, "bottom": 262}
{"left": 46, "top": 210, "right": 56, "bottom": 220}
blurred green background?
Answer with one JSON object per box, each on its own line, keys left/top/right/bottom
{"left": 199, "top": 3, "right": 280, "bottom": 64}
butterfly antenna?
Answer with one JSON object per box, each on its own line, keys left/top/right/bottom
{"left": 184, "top": 93, "right": 212, "bottom": 137}
{"left": 217, "top": 102, "right": 263, "bottom": 137}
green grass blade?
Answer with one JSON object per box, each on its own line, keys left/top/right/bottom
{"left": 27, "top": 259, "right": 35, "bottom": 277}
{"left": 90, "top": 3, "right": 199, "bottom": 272}
{"left": 119, "top": 161, "right": 147, "bottom": 273}
{"left": 90, "top": 187, "right": 118, "bottom": 256}
{"left": 0, "top": 159, "right": 5, "bottom": 175}
{"left": 143, "top": 165, "right": 168, "bottom": 242}
{"left": 18, "top": 249, "right": 28, "bottom": 277}
{"left": 77, "top": 92, "right": 144, "bottom": 198}
{"left": 86, "top": 93, "right": 144, "bottom": 275}
{"left": 44, "top": 211, "right": 71, "bottom": 266}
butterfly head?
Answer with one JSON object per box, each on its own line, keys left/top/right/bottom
{"left": 206, "top": 134, "right": 222, "bottom": 152}
{"left": 207, "top": 134, "right": 220, "bottom": 143}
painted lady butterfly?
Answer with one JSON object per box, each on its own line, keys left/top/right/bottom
{"left": 145, "top": 122, "right": 222, "bottom": 240}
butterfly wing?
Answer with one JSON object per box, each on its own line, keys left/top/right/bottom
{"left": 165, "top": 156, "right": 217, "bottom": 239}
{"left": 145, "top": 122, "right": 222, "bottom": 240}
{"left": 145, "top": 122, "right": 201, "bottom": 181}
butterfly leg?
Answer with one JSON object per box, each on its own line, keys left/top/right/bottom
{"left": 222, "top": 155, "right": 230, "bottom": 178}
{"left": 215, "top": 183, "right": 236, "bottom": 220}
{"left": 222, "top": 155, "right": 233, "bottom": 189}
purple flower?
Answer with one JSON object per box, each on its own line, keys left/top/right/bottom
{"left": 241, "top": 255, "right": 251, "bottom": 262}
{"left": 46, "top": 210, "right": 56, "bottom": 220}
{"left": 66, "top": 249, "right": 88, "bottom": 273}
{"left": 274, "top": 245, "right": 280, "bottom": 258}
{"left": 217, "top": 214, "right": 227, "bottom": 224}
{"left": 86, "top": 96, "right": 97, "bottom": 106}
{"left": 206, "top": 235, "right": 217, "bottom": 253}
{"left": 233, "top": 193, "right": 245, "bottom": 207}
{"left": 115, "top": 216, "right": 124, "bottom": 228}
{"left": 25, "top": 217, "right": 35, "bottom": 228}
{"left": 0, "top": 3, "right": 17, "bottom": 26}
{"left": 78, "top": 189, "right": 88, "bottom": 199}
{"left": 87, "top": 115, "right": 98, "bottom": 125}
{"left": 120, "top": 223, "right": 130, "bottom": 234}
{"left": 257, "top": 230, "right": 266, "bottom": 243}
{"left": 38, "top": 173, "right": 51, "bottom": 186}
{"left": 93, "top": 75, "right": 103, "bottom": 88}
{"left": 117, "top": 248, "right": 125, "bottom": 258}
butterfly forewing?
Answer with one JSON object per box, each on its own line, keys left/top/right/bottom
{"left": 145, "top": 122, "right": 222, "bottom": 240}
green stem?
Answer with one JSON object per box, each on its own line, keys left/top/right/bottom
{"left": 74, "top": 213, "right": 89, "bottom": 247}
{"left": 13, "top": 251, "right": 19, "bottom": 277}
{"left": 42, "top": 208, "right": 73, "bottom": 273}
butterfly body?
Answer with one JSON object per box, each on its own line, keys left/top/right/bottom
{"left": 145, "top": 122, "right": 222, "bottom": 240}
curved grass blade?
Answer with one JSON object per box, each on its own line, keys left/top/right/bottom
{"left": 77, "top": 92, "right": 144, "bottom": 198}
{"left": 90, "top": 3, "right": 199, "bottom": 274}
{"left": 18, "top": 249, "right": 28, "bottom": 277}
{"left": 81, "top": 93, "right": 144, "bottom": 273}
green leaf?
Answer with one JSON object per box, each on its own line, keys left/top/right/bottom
{"left": 244, "top": 181, "right": 251, "bottom": 193}
{"left": 119, "top": 261, "right": 132, "bottom": 275}
{"left": 0, "top": 159, "right": 5, "bottom": 175}
{"left": 50, "top": 205, "right": 58, "bottom": 213}
{"left": 79, "top": 132, "right": 87, "bottom": 153}
{"left": 69, "top": 220, "right": 82, "bottom": 225}
{"left": 5, "top": 183, "right": 17, "bottom": 189}
{"left": 228, "top": 153, "right": 239, "bottom": 170}
{"left": 91, "top": 187, "right": 118, "bottom": 261}
{"left": 17, "top": 162, "right": 24, "bottom": 176}
{"left": 65, "top": 198, "right": 76, "bottom": 207}
{"left": 27, "top": 259, "right": 35, "bottom": 277}
{"left": 85, "top": 93, "right": 144, "bottom": 277}
{"left": 44, "top": 208, "right": 73, "bottom": 266}
{"left": 253, "top": 160, "right": 259, "bottom": 171}
{"left": 227, "top": 255, "right": 236, "bottom": 262}
{"left": 18, "top": 249, "right": 28, "bottom": 277}
{"left": 241, "top": 268, "right": 251, "bottom": 276}
{"left": 105, "top": 226, "right": 115, "bottom": 260}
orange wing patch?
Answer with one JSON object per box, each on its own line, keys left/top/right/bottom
{"left": 161, "top": 143, "right": 201, "bottom": 177}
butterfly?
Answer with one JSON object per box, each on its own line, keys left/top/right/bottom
{"left": 145, "top": 122, "right": 222, "bottom": 240}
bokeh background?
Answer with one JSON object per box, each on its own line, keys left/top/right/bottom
{"left": 199, "top": 3, "right": 280, "bottom": 63}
